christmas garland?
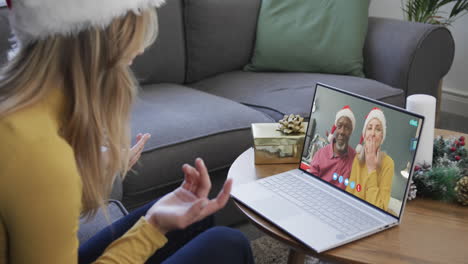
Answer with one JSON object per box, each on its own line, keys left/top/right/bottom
{"left": 410, "top": 135, "right": 468, "bottom": 205}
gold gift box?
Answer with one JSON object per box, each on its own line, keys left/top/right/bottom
{"left": 252, "top": 123, "right": 307, "bottom": 164}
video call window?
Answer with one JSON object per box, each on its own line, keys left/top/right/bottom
{"left": 300, "top": 86, "right": 422, "bottom": 217}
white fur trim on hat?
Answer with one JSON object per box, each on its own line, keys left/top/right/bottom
{"left": 362, "top": 107, "right": 386, "bottom": 144}
{"left": 7, "top": 0, "right": 166, "bottom": 46}
{"left": 355, "top": 135, "right": 364, "bottom": 154}
{"left": 334, "top": 106, "right": 356, "bottom": 132}
{"left": 328, "top": 105, "right": 355, "bottom": 143}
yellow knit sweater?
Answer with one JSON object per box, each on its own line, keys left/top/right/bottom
{"left": 346, "top": 154, "right": 394, "bottom": 211}
{"left": 0, "top": 88, "right": 167, "bottom": 263}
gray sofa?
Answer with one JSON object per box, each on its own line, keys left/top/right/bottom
{"left": 0, "top": 0, "right": 454, "bottom": 236}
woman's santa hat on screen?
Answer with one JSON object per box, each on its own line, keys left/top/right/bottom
{"left": 327, "top": 105, "right": 356, "bottom": 143}
{"left": 355, "top": 107, "right": 387, "bottom": 154}
{"left": 6, "top": 0, "right": 166, "bottom": 47}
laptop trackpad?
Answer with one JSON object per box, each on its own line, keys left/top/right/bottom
{"left": 251, "top": 195, "right": 302, "bottom": 221}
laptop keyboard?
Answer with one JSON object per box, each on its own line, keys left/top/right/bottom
{"left": 258, "top": 173, "right": 382, "bottom": 236}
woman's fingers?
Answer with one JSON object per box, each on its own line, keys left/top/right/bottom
{"left": 130, "top": 151, "right": 141, "bottom": 164}
{"left": 134, "top": 133, "right": 144, "bottom": 150}
{"left": 180, "top": 158, "right": 213, "bottom": 199}
{"left": 365, "top": 140, "right": 370, "bottom": 155}
{"left": 131, "top": 133, "right": 150, "bottom": 155}
{"left": 138, "top": 134, "right": 151, "bottom": 149}
{"left": 374, "top": 140, "right": 379, "bottom": 156}
{"left": 151, "top": 177, "right": 232, "bottom": 231}
{"left": 365, "top": 137, "right": 377, "bottom": 158}
{"left": 128, "top": 133, "right": 151, "bottom": 171}
{"left": 181, "top": 164, "right": 200, "bottom": 193}
{"left": 195, "top": 158, "right": 211, "bottom": 198}
{"left": 198, "top": 178, "right": 233, "bottom": 219}
{"left": 215, "top": 178, "right": 233, "bottom": 206}
{"left": 183, "top": 178, "right": 231, "bottom": 227}
{"left": 181, "top": 164, "right": 194, "bottom": 192}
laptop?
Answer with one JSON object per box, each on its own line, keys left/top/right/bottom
{"left": 231, "top": 83, "right": 424, "bottom": 253}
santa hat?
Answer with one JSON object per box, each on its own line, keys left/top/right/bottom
{"left": 355, "top": 107, "right": 387, "bottom": 154}
{"left": 327, "top": 105, "right": 356, "bottom": 143}
{"left": 6, "top": 0, "right": 166, "bottom": 46}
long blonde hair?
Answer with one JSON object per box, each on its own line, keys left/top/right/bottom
{"left": 0, "top": 8, "right": 158, "bottom": 217}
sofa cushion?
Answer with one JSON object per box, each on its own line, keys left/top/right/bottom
{"left": 131, "top": 0, "right": 186, "bottom": 84}
{"left": 184, "top": 0, "right": 261, "bottom": 83}
{"left": 123, "top": 84, "right": 273, "bottom": 209}
{"left": 191, "top": 71, "right": 405, "bottom": 121}
{"left": 245, "top": 0, "right": 369, "bottom": 77}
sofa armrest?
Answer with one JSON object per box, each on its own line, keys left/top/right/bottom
{"left": 364, "top": 17, "right": 455, "bottom": 103}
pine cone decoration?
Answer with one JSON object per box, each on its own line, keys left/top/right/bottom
{"left": 277, "top": 114, "right": 305, "bottom": 135}
{"left": 455, "top": 176, "right": 468, "bottom": 206}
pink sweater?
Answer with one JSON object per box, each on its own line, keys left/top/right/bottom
{"left": 306, "top": 144, "right": 356, "bottom": 190}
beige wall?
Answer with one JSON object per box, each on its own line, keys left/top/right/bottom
{"left": 369, "top": 1, "right": 468, "bottom": 116}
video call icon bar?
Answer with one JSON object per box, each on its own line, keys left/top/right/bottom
{"left": 332, "top": 172, "right": 360, "bottom": 192}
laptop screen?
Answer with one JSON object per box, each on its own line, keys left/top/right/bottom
{"left": 299, "top": 83, "right": 424, "bottom": 218}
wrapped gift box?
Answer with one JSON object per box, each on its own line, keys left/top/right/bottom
{"left": 252, "top": 123, "right": 307, "bottom": 164}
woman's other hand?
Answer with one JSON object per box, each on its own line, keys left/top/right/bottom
{"left": 128, "top": 133, "right": 151, "bottom": 171}
{"left": 145, "top": 158, "right": 233, "bottom": 234}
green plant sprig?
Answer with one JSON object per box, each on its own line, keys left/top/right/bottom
{"left": 402, "top": 0, "right": 468, "bottom": 26}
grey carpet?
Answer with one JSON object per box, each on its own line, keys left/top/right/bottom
{"left": 237, "top": 222, "right": 335, "bottom": 264}
{"left": 250, "top": 236, "right": 289, "bottom": 264}
{"left": 250, "top": 236, "right": 322, "bottom": 264}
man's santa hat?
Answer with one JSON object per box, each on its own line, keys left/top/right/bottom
{"left": 6, "top": 0, "right": 166, "bottom": 46}
{"left": 327, "top": 105, "right": 356, "bottom": 143}
{"left": 355, "top": 107, "right": 387, "bottom": 154}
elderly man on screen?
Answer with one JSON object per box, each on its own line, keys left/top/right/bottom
{"left": 308, "top": 106, "right": 356, "bottom": 190}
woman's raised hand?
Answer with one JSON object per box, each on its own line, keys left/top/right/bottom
{"left": 128, "top": 133, "right": 151, "bottom": 171}
{"left": 365, "top": 137, "right": 380, "bottom": 173}
{"left": 144, "top": 158, "right": 233, "bottom": 234}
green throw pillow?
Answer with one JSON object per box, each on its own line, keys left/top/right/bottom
{"left": 245, "top": 0, "right": 370, "bottom": 77}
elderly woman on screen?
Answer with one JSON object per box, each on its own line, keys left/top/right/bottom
{"left": 346, "top": 107, "right": 394, "bottom": 211}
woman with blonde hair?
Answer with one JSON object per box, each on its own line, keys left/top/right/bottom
{"left": 346, "top": 107, "right": 395, "bottom": 211}
{"left": 0, "top": 0, "right": 253, "bottom": 263}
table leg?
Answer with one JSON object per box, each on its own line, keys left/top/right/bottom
{"left": 287, "top": 248, "right": 306, "bottom": 264}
